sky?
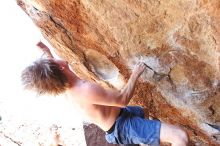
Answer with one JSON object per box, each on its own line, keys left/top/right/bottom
{"left": 0, "top": 1, "right": 83, "bottom": 127}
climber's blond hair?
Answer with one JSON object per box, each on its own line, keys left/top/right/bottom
{"left": 21, "top": 59, "right": 70, "bottom": 96}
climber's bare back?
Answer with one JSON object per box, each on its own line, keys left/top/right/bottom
{"left": 66, "top": 79, "right": 122, "bottom": 131}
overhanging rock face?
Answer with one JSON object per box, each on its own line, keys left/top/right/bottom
{"left": 17, "top": 0, "right": 220, "bottom": 145}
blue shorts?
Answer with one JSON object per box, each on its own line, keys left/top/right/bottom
{"left": 105, "top": 106, "right": 161, "bottom": 145}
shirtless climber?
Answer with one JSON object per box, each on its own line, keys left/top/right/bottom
{"left": 21, "top": 41, "right": 188, "bottom": 146}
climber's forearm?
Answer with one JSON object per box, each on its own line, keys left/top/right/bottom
{"left": 37, "top": 41, "right": 54, "bottom": 59}
{"left": 44, "top": 50, "right": 54, "bottom": 59}
{"left": 119, "top": 62, "right": 146, "bottom": 106}
{"left": 120, "top": 73, "right": 139, "bottom": 105}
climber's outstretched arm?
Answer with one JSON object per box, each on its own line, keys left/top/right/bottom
{"left": 119, "top": 62, "right": 146, "bottom": 105}
{"left": 37, "top": 41, "right": 54, "bottom": 59}
{"left": 74, "top": 62, "right": 146, "bottom": 107}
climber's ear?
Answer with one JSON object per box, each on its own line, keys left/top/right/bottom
{"left": 59, "top": 66, "right": 65, "bottom": 71}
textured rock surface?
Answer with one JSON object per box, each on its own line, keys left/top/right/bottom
{"left": 0, "top": 118, "right": 86, "bottom": 146}
{"left": 16, "top": 0, "right": 220, "bottom": 145}
{"left": 83, "top": 124, "right": 117, "bottom": 146}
